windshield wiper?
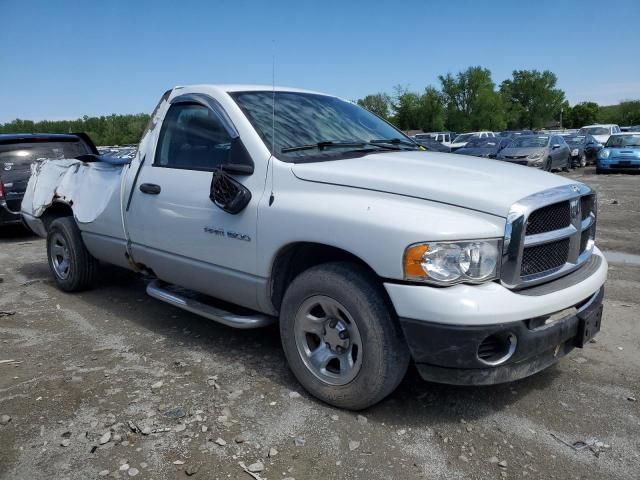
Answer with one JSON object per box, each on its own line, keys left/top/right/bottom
{"left": 281, "top": 141, "right": 368, "bottom": 153}
{"left": 281, "top": 138, "right": 420, "bottom": 154}
{"left": 369, "top": 138, "right": 420, "bottom": 149}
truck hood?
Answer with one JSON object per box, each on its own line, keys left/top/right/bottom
{"left": 291, "top": 151, "right": 577, "bottom": 217}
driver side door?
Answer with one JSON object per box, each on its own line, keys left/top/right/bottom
{"left": 127, "top": 99, "right": 265, "bottom": 309}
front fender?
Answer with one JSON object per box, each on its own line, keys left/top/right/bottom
{"left": 257, "top": 167, "right": 506, "bottom": 281}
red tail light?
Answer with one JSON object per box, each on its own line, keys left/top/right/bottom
{"left": 0, "top": 181, "right": 5, "bottom": 200}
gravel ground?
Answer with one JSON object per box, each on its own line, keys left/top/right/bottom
{"left": 0, "top": 167, "right": 638, "bottom": 480}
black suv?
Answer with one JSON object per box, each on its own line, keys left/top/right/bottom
{"left": 0, "top": 133, "right": 97, "bottom": 227}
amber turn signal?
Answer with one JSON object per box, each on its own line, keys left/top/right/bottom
{"left": 403, "top": 244, "right": 429, "bottom": 278}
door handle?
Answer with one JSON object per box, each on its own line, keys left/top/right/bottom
{"left": 139, "top": 183, "right": 161, "bottom": 195}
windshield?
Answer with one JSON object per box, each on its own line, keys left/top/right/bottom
{"left": 579, "top": 127, "right": 609, "bottom": 136}
{"left": 465, "top": 138, "right": 498, "bottom": 148}
{"left": 606, "top": 134, "right": 640, "bottom": 147}
{"left": 510, "top": 136, "right": 549, "bottom": 148}
{"left": 0, "top": 140, "right": 90, "bottom": 165}
{"left": 453, "top": 133, "right": 474, "bottom": 144}
{"left": 414, "top": 134, "right": 432, "bottom": 140}
{"left": 231, "top": 91, "right": 412, "bottom": 161}
{"left": 564, "top": 136, "right": 586, "bottom": 146}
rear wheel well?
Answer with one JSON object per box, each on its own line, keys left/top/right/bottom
{"left": 41, "top": 202, "right": 74, "bottom": 232}
{"left": 270, "top": 242, "right": 381, "bottom": 314}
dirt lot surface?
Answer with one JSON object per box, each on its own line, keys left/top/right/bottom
{"left": 1, "top": 167, "right": 639, "bottom": 480}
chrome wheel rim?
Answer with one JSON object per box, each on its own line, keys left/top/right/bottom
{"left": 50, "top": 233, "right": 71, "bottom": 279}
{"left": 294, "top": 295, "right": 363, "bottom": 386}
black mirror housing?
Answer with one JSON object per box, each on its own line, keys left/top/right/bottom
{"left": 210, "top": 168, "right": 252, "bottom": 214}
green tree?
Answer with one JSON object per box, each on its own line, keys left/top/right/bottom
{"left": 500, "top": 70, "right": 565, "bottom": 129}
{"left": 391, "top": 85, "right": 421, "bottom": 130}
{"left": 439, "top": 66, "right": 505, "bottom": 132}
{"left": 568, "top": 101, "right": 599, "bottom": 129}
{"left": 618, "top": 100, "right": 640, "bottom": 125}
{"left": 417, "top": 86, "right": 445, "bottom": 132}
{"left": 0, "top": 113, "right": 151, "bottom": 146}
{"left": 357, "top": 93, "right": 392, "bottom": 120}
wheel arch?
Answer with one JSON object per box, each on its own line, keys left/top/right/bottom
{"left": 40, "top": 201, "right": 75, "bottom": 233}
{"left": 269, "top": 242, "right": 387, "bottom": 315}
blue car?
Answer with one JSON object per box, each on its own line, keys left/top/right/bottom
{"left": 596, "top": 133, "right": 640, "bottom": 173}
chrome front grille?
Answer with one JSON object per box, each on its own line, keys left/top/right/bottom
{"left": 525, "top": 201, "right": 571, "bottom": 235}
{"left": 501, "top": 184, "right": 596, "bottom": 289}
{"left": 521, "top": 238, "right": 570, "bottom": 276}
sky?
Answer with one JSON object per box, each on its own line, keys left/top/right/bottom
{"left": 1, "top": 0, "right": 639, "bottom": 123}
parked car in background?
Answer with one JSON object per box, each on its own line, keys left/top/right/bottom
{"left": 596, "top": 133, "right": 640, "bottom": 174}
{"left": 412, "top": 136, "right": 451, "bottom": 152}
{"left": 415, "top": 132, "right": 454, "bottom": 147}
{"left": 450, "top": 131, "right": 495, "bottom": 151}
{"left": 0, "top": 133, "right": 97, "bottom": 227}
{"left": 496, "top": 134, "right": 571, "bottom": 171}
{"left": 578, "top": 124, "right": 621, "bottom": 145}
{"left": 498, "top": 130, "right": 534, "bottom": 138}
{"left": 454, "top": 136, "right": 511, "bottom": 158}
{"left": 561, "top": 134, "right": 601, "bottom": 167}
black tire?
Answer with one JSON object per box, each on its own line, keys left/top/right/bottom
{"left": 47, "top": 217, "right": 99, "bottom": 292}
{"left": 562, "top": 155, "right": 570, "bottom": 172}
{"left": 544, "top": 158, "right": 552, "bottom": 171}
{"left": 279, "top": 262, "right": 410, "bottom": 410}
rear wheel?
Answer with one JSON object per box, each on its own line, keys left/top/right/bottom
{"left": 562, "top": 155, "right": 570, "bottom": 172}
{"left": 280, "top": 262, "right": 410, "bottom": 410}
{"left": 47, "top": 217, "right": 99, "bottom": 292}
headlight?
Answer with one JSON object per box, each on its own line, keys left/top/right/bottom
{"left": 571, "top": 148, "right": 579, "bottom": 156}
{"left": 403, "top": 240, "right": 501, "bottom": 285}
{"left": 527, "top": 152, "right": 543, "bottom": 160}
{"left": 600, "top": 149, "right": 610, "bottom": 159}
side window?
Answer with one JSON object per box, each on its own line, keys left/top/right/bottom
{"left": 155, "top": 103, "right": 232, "bottom": 170}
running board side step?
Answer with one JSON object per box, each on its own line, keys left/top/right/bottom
{"left": 146, "top": 279, "right": 276, "bottom": 329}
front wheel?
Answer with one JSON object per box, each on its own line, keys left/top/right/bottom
{"left": 544, "top": 158, "right": 552, "bottom": 171}
{"left": 47, "top": 217, "right": 99, "bottom": 292}
{"left": 562, "top": 155, "right": 570, "bottom": 172}
{"left": 280, "top": 262, "right": 410, "bottom": 410}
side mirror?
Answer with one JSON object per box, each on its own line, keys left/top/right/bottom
{"left": 209, "top": 168, "right": 252, "bottom": 214}
{"left": 552, "top": 144, "right": 561, "bottom": 149}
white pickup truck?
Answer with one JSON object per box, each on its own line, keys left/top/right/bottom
{"left": 21, "top": 85, "right": 607, "bottom": 410}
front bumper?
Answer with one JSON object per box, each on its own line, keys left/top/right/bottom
{"left": 499, "top": 158, "right": 538, "bottom": 168}
{"left": 597, "top": 159, "right": 640, "bottom": 171}
{"left": 384, "top": 248, "right": 608, "bottom": 385}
